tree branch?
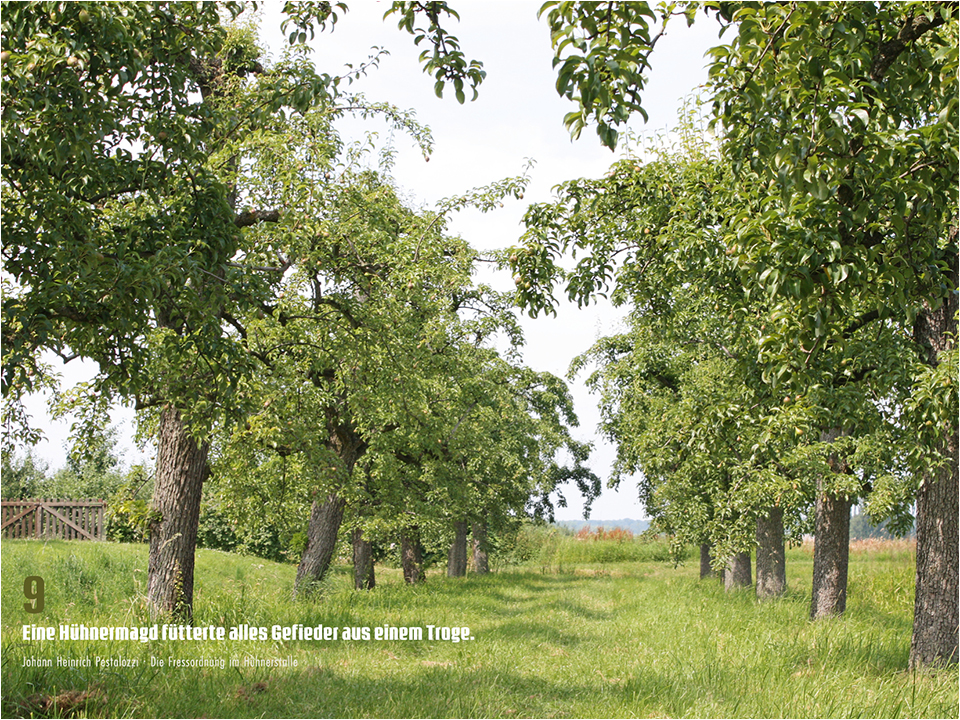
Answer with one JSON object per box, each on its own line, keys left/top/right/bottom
{"left": 235, "top": 209, "right": 280, "bottom": 228}
{"left": 870, "top": 8, "right": 953, "bottom": 82}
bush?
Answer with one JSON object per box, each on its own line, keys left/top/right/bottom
{"left": 104, "top": 466, "right": 156, "bottom": 543}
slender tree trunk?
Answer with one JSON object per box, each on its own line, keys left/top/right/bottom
{"left": 810, "top": 427, "right": 852, "bottom": 619}
{"left": 910, "top": 258, "right": 959, "bottom": 667}
{"left": 147, "top": 406, "right": 209, "bottom": 620}
{"left": 352, "top": 526, "right": 375, "bottom": 590}
{"left": 700, "top": 543, "right": 716, "bottom": 579}
{"left": 724, "top": 551, "right": 752, "bottom": 591}
{"left": 472, "top": 522, "right": 490, "bottom": 574}
{"left": 447, "top": 520, "right": 468, "bottom": 577}
{"left": 401, "top": 527, "right": 425, "bottom": 584}
{"left": 294, "top": 493, "right": 346, "bottom": 597}
{"left": 756, "top": 507, "right": 786, "bottom": 599}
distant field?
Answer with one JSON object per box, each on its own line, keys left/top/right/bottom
{"left": 2, "top": 538, "right": 956, "bottom": 718}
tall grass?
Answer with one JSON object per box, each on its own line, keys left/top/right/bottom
{"left": 2, "top": 538, "right": 955, "bottom": 718}
{"left": 501, "top": 524, "right": 677, "bottom": 570}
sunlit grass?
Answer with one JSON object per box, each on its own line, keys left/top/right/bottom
{"left": 2, "top": 539, "right": 955, "bottom": 718}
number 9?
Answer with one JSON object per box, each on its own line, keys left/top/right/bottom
{"left": 24, "top": 576, "right": 44, "bottom": 613}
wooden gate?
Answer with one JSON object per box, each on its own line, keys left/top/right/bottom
{"left": 1, "top": 499, "right": 106, "bottom": 541}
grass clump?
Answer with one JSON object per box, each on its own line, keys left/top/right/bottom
{"left": 1, "top": 538, "right": 956, "bottom": 718}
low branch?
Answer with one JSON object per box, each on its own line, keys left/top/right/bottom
{"left": 842, "top": 308, "right": 882, "bottom": 339}
{"left": 235, "top": 209, "right": 280, "bottom": 228}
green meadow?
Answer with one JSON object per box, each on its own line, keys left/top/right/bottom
{"left": 2, "top": 537, "right": 956, "bottom": 718}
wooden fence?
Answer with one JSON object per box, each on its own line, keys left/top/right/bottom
{"left": 1, "top": 499, "right": 106, "bottom": 541}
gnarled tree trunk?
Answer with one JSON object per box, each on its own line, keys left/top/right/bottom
{"left": 724, "top": 551, "right": 752, "bottom": 591}
{"left": 294, "top": 493, "right": 346, "bottom": 597}
{"left": 401, "top": 527, "right": 425, "bottom": 584}
{"left": 756, "top": 507, "right": 786, "bottom": 598}
{"left": 472, "top": 522, "right": 489, "bottom": 574}
{"left": 447, "top": 520, "right": 468, "bottom": 577}
{"left": 910, "top": 259, "right": 959, "bottom": 668}
{"left": 352, "top": 526, "right": 375, "bottom": 590}
{"left": 810, "top": 427, "right": 852, "bottom": 619}
{"left": 294, "top": 419, "right": 366, "bottom": 598}
{"left": 147, "top": 406, "right": 209, "bottom": 620}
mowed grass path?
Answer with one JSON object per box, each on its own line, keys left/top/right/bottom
{"left": 2, "top": 539, "right": 956, "bottom": 718}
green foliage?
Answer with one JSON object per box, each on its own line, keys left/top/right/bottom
{"left": 103, "top": 465, "right": 156, "bottom": 543}
{"left": 0, "top": 447, "right": 49, "bottom": 499}
{"left": 512, "top": 5, "right": 957, "bottom": 571}
{"left": 849, "top": 511, "right": 911, "bottom": 541}
{"left": 2, "top": 1, "right": 248, "bottom": 404}
{"left": 387, "top": 1, "right": 486, "bottom": 103}
{"left": 539, "top": 1, "right": 682, "bottom": 147}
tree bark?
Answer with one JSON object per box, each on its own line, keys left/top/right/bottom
{"left": 724, "top": 551, "right": 752, "bottom": 591}
{"left": 400, "top": 527, "right": 425, "bottom": 584}
{"left": 147, "top": 406, "right": 209, "bottom": 620}
{"left": 810, "top": 427, "right": 852, "bottom": 619}
{"left": 756, "top": 507, "right": 786, "bottom": 598}
{"left": 352, "top": 526, "right": 375, "bottom": 590}
{"left": 294, "top": 493, "right": 346, "bottom": 597}
{"left": 472, "top": 521, "right": 490, "bottom": 574}
{"left": 910, "top": 430, "right": 959, "bottom": 668}
{"left": 910, "top": 258, "right": 959, "bottom": 668}
{"left": 700, "top": 543, "right": 716, "bottom": 579}
{"left": 294, "top": 419, "right": 366, "bottom": 598}
{"left": 447, "top": 520, "right": 468, "bottom": 577}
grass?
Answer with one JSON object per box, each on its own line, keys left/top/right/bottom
{"left": 1, "top": 538, "right": 956, "bottom": 718}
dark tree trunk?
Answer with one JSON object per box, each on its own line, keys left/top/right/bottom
{"left": 294, "top": 493, "right": 346, "bottom": 597}
{"left": 910, "top": 430, "right": 959, "bottom": 668}
{"left": 294, "top": 420, "right": 366, "bottom": 598}
{"left": 352, "top": 526, "right": 375, "bottom": 590}
{"left": 700, "top": 543, "right": 716, "bottom": 579}
{"left": 756, "top": 507, "right": 786, "bottom": 598}
{"left": 810, "top": 428, "right": 852, "bottom": 619}
{"left": 724, "top": 551, "right": 752, "bottom": 591}
{"left": 147, "top": 406, "right": 209, "bottom": 620}
{"left": 472, "top": 522, "right": 490, "bottom": 574}
{"left": 401, "top": 527, "right": 425, "bottom": 584}
{"left": 447, "top": 520, "right": 468, "bottom": 577}
{"left": 910, "top": 259, "right": 959, "bottom": 668}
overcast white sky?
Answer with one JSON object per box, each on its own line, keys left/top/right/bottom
{"left": 21, "top": 1, "right": 723, "bottom": 521}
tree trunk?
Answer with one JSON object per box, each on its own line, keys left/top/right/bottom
{"left": 724, "top": 551, "right": 752, "bottom": 591}
{"left": 294, "top": 420, "right": 366, "bottom": 598}
{"left": 472, "top": 522, "right": 490, "bottom": 574}
{"left": 910, "top": 260, "right": 959, "bottom": 667}
{"left": 810, "top": 427, "right": 852, "bottom": 619}
{"left": 700, "top": 543, "right": 716, "bottom": 579}
{"left": 294, "top": 493, "right": 346, "bottom": 597}
{"left": 756, "top": 507, "right": 786, "bottom": 598}
{"left": 352, "top": 526, "right": 375, "bottom": 590}
{"left": 447, "top": 520, "right": 468, "bottom": 577}
{"left": 910, "top": 430, "right": 959, "bottom": 668}
{"left": 401, "top": 527, "right": 425, "bottom": 584}
{"left": 147, "top": 406, "right": 209, "bottom": 620}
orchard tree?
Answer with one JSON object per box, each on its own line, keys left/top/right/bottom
{"left": 515, "top": 0, "right": 957, "bottom": 667}
{"left": 515, "top": 114, "right": 919, "bottom": 613}
{"left": 209, "top": 89, "right": 533, "bottom": 595}
{"left": 3, "top": 3, "right": 283, "bottom": 618}
{"left": 2, "top": 0, "right": 494, "bottom": 618}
